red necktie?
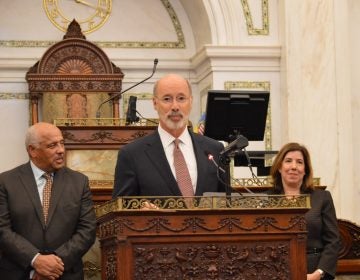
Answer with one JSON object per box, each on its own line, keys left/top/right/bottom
{"left": 173, "top": 139, "right": 194, "bottom": 196}
{"left": 42, "top": 173, "right": 53, "bottom": 224}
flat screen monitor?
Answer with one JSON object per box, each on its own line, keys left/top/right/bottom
{"left": 203, "top": 90, "right": 270, "bottom": 142}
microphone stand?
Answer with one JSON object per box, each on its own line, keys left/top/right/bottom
{"left": 95, "top": 58, "right": 159, "bottom": 119}
{"left": 218, "top": 134, "right": 249, "bottom": 197}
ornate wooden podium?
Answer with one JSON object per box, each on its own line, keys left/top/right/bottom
{"left": 96, "top": 195, "right": 310, "bottom": 280}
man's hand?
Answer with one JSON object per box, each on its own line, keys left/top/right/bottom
{"left": 33, "top": 254, "right": 64, "bottom": 280}
{"left": 141, "top": 201, "right": 159, "bottom": 210}
{"left": 306, "top": 271, "right": 322, "bottom": 280}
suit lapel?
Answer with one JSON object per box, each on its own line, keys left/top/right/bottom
{"left": 19, "top": 163, "right": 45, "bottom": 226}
{"left": 190, "top": 132, "right": 208, "bottom": 196}
{"left": 144, "top": 132, "right": 182, "bottom": 196}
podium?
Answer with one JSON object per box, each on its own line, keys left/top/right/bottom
{"left": 96, "top": 195, "right": 310, "bottom": 279}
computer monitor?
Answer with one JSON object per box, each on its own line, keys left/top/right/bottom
{"left": 203, "top": 90, "right": 270, "bottom": 142}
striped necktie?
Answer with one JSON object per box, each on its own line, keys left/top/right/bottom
{"left": 173, "top": 139, "right": 194, "bottom": 196}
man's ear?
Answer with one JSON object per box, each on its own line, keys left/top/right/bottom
{"left": 28, "top": 145, "right": 37, "bottom": 158}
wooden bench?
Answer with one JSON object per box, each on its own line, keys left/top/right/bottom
{"left": 337, "top": 219, "right": 360, "bottom": 274}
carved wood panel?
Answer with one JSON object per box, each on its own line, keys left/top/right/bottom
{"left": 25, "top": 20, "right": 124, "bottom": 123}
{"left": 97, "top": 208, "right": 308, "bottom": 279}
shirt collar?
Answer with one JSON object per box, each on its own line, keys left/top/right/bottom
{"left": 30, "top": 161, "right": 52, "bottom": 179}
{"left": 157, "top": 125, "right": 192, "bottom": 147}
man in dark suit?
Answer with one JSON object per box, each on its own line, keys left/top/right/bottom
{"left": 0, "top": 122, "right": 97, "bottom": 280}
{"left": 113, "top": 73, "right": 226, "bottom": 198}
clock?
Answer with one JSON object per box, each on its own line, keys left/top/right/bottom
{"left": 43, "top": 0, "right": 112, "bottom": 34}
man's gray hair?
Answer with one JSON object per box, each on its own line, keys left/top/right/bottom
{"left": 25, "top": 125, "right": 40, "bottom": 151}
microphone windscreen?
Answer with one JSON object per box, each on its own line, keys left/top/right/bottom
{"left": 204, "top": 150, "right": 214, "bottom": 160}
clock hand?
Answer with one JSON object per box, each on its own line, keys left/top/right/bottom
{"left": 75, "top": 0, "right": 98, "bottom": 9}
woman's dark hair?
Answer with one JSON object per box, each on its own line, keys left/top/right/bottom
{"left": 270, "top": 142, "right": 314, "bottom": 193}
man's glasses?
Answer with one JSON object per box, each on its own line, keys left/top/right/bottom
{"left": 155, "top": 95, "right": 190, "bottom": 104}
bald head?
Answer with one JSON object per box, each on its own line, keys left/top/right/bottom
{"left": 153, "top": 74, "right": 192, "bottom": 96}
{"left": 25, "top": 122, "right": 61, "bottom": 150}
{"left": 25, "top": 122, "right": 65, "bottom": 172}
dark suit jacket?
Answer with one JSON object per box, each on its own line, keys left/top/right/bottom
{"left": 0, "top": 163, "right": 97, "bottom": 280}
{"left": 268, "top": 188, "right": 340, "bottom": 278}
{"left": 112, "top": 130, "right": 226, "bottom": 197}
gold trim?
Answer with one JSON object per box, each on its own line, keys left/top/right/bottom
{"left": 241, "top": 0, "right": 269, "bottom": 35}
{"left": 0, "top": 92, "right": 29, "bottom": 100}
{"left": 232, "top": 177, "right": 320, "bottom": 187}
{"left": 43, "top": 0, "right": 112, "bottom": 35}
{"left": 54, "top": 118, "right": 157, "bottom": 127}
{"left": 89, "top": 180, "right": 114, "bottom": 189}
{"left": 83, "top": 260, "right": 101, "bottom": 278}
{"left": 0, "top": 40, "right": 58, "bottom": 48}
{"left": 0, "top": 0, "right": 185, "bottom": 49}
{"left": 95, "top": 195, "right": 311, "bottom": 217}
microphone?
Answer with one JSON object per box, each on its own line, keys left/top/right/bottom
{"left": 205, "top": 151, "right": 254, "bottom": 195}
{"left": 96, "top": 58, "right": 159, "bottom": 118}
{"left": 205, "top": 150, "right": 232, "bottom": 196}
{"left": 206, "top": 152, "right": 226, "bottom": 173}
{"left": 220, "top": 135, "right": 249, "bottom": 157}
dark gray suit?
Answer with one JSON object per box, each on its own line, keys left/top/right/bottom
{"left": 112, "top": 130, "right": 226, "bottom": 197}
{"left": 0, "top": 163, "right": 97, "bottom": 280}
{"left": 305, "top": 189, "right": 340, "bottom": 279}
{"left": 267, "top": 188, "right": 340, "bottom": 279}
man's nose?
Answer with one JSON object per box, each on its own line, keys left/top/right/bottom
{"left": 170, "top": 100, "right": 180, "bottom": 109}
{"left": 56, "top": 143, "right": 65, "bottom": 153}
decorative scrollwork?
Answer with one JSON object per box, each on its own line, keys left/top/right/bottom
{"left": 133, "top": 242, "right": 290, "bottom": 279}
{"left": 62, "top": 130, "right": 147, "bottom": 144}
{"left": 98, "top": 214, "right": 306, "bottom": 238}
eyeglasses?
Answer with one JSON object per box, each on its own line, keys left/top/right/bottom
{"left": 155, "top": 95, "right": 190, "bottom": 104}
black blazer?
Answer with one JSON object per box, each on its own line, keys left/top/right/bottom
{"left": 0, "top": 163, "right": 97, "bottom": 280}
{"left": 267, "top": 188, "right": 340, "bottom": 278}
{"left": 112, "top": 130, "right": 226, "bottom": 197}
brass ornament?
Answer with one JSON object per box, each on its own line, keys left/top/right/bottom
{"left": 43, "top": 0, "right": 112, "bottom": 34}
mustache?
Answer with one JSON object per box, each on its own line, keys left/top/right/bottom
{"left": 167, "top": 112, "right": 183, "bottom": 118}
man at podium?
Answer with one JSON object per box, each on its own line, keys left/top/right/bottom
{"left": 112, "top": 74, "right": 226, "bottom": 198}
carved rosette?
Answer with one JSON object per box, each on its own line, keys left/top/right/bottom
{"left": 26, "top": 39, "right": 124, "bottom": 92}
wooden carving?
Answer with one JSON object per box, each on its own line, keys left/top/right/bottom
{"left": 25, "top": 20, "right": 124, "bottom": 123}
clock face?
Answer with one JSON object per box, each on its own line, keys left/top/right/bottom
{"left": 43, "top": 0, "right": 112, "bottom": 34}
